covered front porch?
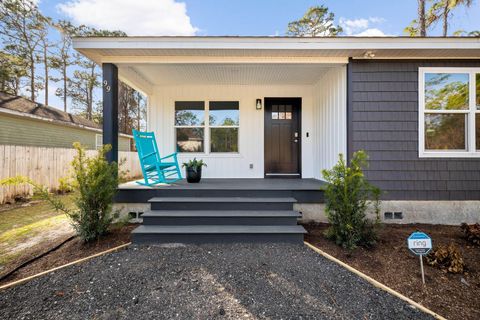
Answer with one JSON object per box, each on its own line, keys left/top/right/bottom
{"left": 73, "top": 37, "right": 348, "bottom": 243}
{"left": 74, "top": 37, "right": 348, "bottom": 181}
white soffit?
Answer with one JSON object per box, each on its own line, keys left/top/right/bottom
{"left": 121, "top": 63, "right": 336, "bottom": 85}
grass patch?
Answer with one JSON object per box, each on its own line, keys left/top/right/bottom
{"left": 0, "top": 195, "right": 74, "bottom": 268}
{"left": 0, "top": 195, "right": 74, "bottom": 234}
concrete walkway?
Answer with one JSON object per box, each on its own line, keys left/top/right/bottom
{"left": 0, "top": 243, "right": 433, "bottom": 320}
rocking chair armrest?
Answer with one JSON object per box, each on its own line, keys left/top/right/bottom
{"left": 160, "top": 152, "right": 178, "bottom": 161}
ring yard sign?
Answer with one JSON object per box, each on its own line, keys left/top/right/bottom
{"left": 408, "top": 232, "right": 432, "bottom": 255}
{"left": 407, "top": 231, "right": 432, "bottom": 285}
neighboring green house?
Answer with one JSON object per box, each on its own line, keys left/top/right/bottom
{"left": 0, "top": 92, "right": 132, "bottom": 151}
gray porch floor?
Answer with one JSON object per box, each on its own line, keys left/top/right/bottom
{"left": 119, "top": 178, "right": 327, "bottom": 191}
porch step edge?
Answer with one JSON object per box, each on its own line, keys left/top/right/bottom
{"left": 148, "top": 197, "right": 297, "bottom": 203}
{"left": 142, "top": 210, "right": 301, "bottom": 218}
{"left": 132, "top": 225, "right": 307, "bottom": 234}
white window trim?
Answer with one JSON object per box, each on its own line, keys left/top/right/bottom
{"left": 95, "top": 133, "right": 103, "bottom": 150}
{"left": 174, "top": 100, "right": 240, "bottom": 155}
{"left": 418, "top": 67, "right": 480, "bottom": 158}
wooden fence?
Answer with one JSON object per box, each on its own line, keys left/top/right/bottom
{"left": 0, "top": 145, "right": 141, "bottom": 204}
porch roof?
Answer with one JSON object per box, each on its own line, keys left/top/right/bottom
{"left": 73, "top": 36, "right": 480, "bottom": 94}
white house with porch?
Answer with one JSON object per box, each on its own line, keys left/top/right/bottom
{"left": 73, "top": 36, "right": 480, "bottom": 243}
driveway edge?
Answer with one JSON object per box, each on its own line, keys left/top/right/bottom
{"left": 304, "top": 241, "right": 447, "bottom": 320}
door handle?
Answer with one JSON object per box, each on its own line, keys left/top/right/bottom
{"left": 294, "top": 139, "right": 298, "bottom": 143}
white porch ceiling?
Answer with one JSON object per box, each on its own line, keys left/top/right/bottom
{"left": 121, "top": 63, "right": 336, "bottom": 86}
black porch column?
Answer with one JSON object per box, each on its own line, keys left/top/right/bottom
{"left": 102, "top": 63, "right": 118, "bottom": 163}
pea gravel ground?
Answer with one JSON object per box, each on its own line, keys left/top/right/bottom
{"left": 0, "top": 243, "right": 433, "bottom": 320}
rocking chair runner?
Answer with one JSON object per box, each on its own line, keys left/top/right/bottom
{"left": 132, "top": 130, "right": 182, "bottom": 185}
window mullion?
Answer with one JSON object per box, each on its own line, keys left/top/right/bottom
{"left": 468, "top": 72, "right": 476, "bottom": 153}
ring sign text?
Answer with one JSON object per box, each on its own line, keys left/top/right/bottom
{"left": 407, "top": 232, "right": 432, "bottom": 255}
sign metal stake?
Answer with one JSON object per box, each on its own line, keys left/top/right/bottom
{"left": 419, "top": 255, "right": 425, "bottom": 285}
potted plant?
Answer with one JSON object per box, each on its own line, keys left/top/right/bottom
{"left": 182, "top": 158, "right": 207, "bottom": 183}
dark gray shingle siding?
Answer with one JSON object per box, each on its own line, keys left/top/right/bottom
{"left": 350, "top": 59, "right": 480, "bottom": 200}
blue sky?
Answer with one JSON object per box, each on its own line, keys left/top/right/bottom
{"left": 33, "top": 0, "right": 480, "bottom": 110}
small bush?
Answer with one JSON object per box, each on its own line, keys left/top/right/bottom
{"left": 461, "top": 223, "right": 480, "bottom": 246}
{"left": 322, "top": 150, "right": 381, "bottom": 251}
{"left": 57, "top": 176, "right": 73, "bottom": 194}
{"left": 426, "top": 243, "right": 465, "bottom": 274}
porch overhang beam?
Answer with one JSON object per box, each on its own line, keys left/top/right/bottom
{"left": 101, "top": 56, "right": 349, "bottom": 64}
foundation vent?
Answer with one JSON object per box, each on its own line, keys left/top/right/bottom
{"left": 384, "top": 212, "right": 403, "bottom": 220}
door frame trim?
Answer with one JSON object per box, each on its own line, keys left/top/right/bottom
{"left": 263, "top": 97, "right": 302, "bottom": 179}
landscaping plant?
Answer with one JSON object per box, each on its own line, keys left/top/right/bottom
{"left": 182, "top": 158, "right": 207, "bottom": 170}
{"left": 426, "top": 243, "right": 465, "bottom": 274}
{"left": 322, "top": 151, "right": 381, "bottom": 251}
{"left": 0, "top": 143, "right": 119, "bottom": 242}
{"left": 461, "top": 223, "right": 480, "bottom": 246}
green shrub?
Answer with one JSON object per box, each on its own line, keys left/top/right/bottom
{"left": 322, "top": 150, "right": 381, "bottom": 251}
{"left": 57, "top": 176, "right": 73, "bottom": 194}
{"left": 0, "top": 143, "right": 119, "bottom": 242}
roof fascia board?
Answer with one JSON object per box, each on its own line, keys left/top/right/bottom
{"left": 73, "top": 37, "right": 480, "bottom": 51}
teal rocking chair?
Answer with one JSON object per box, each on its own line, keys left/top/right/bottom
{"left": 132, "top": 130, "right": 182, "bottom": 186}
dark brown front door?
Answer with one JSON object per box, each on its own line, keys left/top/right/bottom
{"left": 264, "top": 98, "right": 301, "bottom": 178}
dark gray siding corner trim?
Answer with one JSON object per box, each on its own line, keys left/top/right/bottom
{"left": 349, "top": 59, "right": 480, "bottom": 201}
{"left": 346, "top": 57, "right": 354, "bottom": 163}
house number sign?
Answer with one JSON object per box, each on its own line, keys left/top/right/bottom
{"left": 103, "top": 80, "right": 111, "bottom": 92}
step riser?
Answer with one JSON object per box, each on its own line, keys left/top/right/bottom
{"left": 150, "top": 202, "right": 293, "bottom": 211}
{"left": 116, "top": 190, "right": 324, "bottom": 203}
{"left": 142, "top": 216, "right": 298, "bottom": 226}
{"left": 132, "top": 233, "right": 304, "bottom": 244}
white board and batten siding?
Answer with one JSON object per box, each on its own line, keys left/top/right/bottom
{"left": 312, "top": 66, "right": 348, "bottom": 179}
{"left": 147, "top": 67, "right": 347, "bottom": 179}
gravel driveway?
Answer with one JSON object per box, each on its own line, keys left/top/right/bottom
{"left": 0, "top": 243, "right": 433, "bottom": 320}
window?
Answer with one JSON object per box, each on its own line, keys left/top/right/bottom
{"left": 419, "top": 68, "right": 480, "bottom": 157}
{"left": 174, "top": 101, "right": 205, "bottom": 152}
{"left": 209, "top": 101, "right": 239, "bottom": 153}
{"left": 174, "top": 100, "right": 239, "bottom": 153}
{"left": 95, "top": 134, "right": 103, "bottom": 150}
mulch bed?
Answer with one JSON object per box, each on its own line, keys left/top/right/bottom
{"left": 303, "top": 223, "right": 480, "bottom": 320}
{"left": 0, "top": 224, "right": 137, "bottom": 286}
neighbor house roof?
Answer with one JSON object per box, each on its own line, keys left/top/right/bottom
{"left": 0, "top": 92, "right": 133, "bottom": 138}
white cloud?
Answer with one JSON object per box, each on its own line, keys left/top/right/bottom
{"left": 57, "top": 0, "right": 198, "bottom": 36}
{"left": 355, "top": 28, "right": 387, "bottom": 37}
{"left": 339, "top": 17, "right": 390, "bottom": 37}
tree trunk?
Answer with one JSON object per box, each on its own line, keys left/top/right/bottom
{"left": 136, "top": 95, "right": 141, "bottom": 130}
{"left": 443, "top": 1, "right": 449, "bottom": 37}
{"left": 418, "top": 0, "right": 426, "bottom": 36}
{"left": 29, "top": 54, "right": 35, "bottom": 101}
{"left": 43, "top": 45, "right": 49, "bottom": 106}
{"left": 62, "top": 63, "right": 67, "bottom": 112}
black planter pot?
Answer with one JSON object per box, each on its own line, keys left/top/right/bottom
{"left": 185, "top": 167, "right": 202, "bottom": 183}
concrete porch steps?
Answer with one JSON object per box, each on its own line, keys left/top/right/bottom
{"left": 131, "top": 225, "right": 306, "bottom": 244}
{"left": 132, "top": 196, "right": 306, "bottom": 244}
{"left": 141, "top": 210, "right": 301, "bottom": 225}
